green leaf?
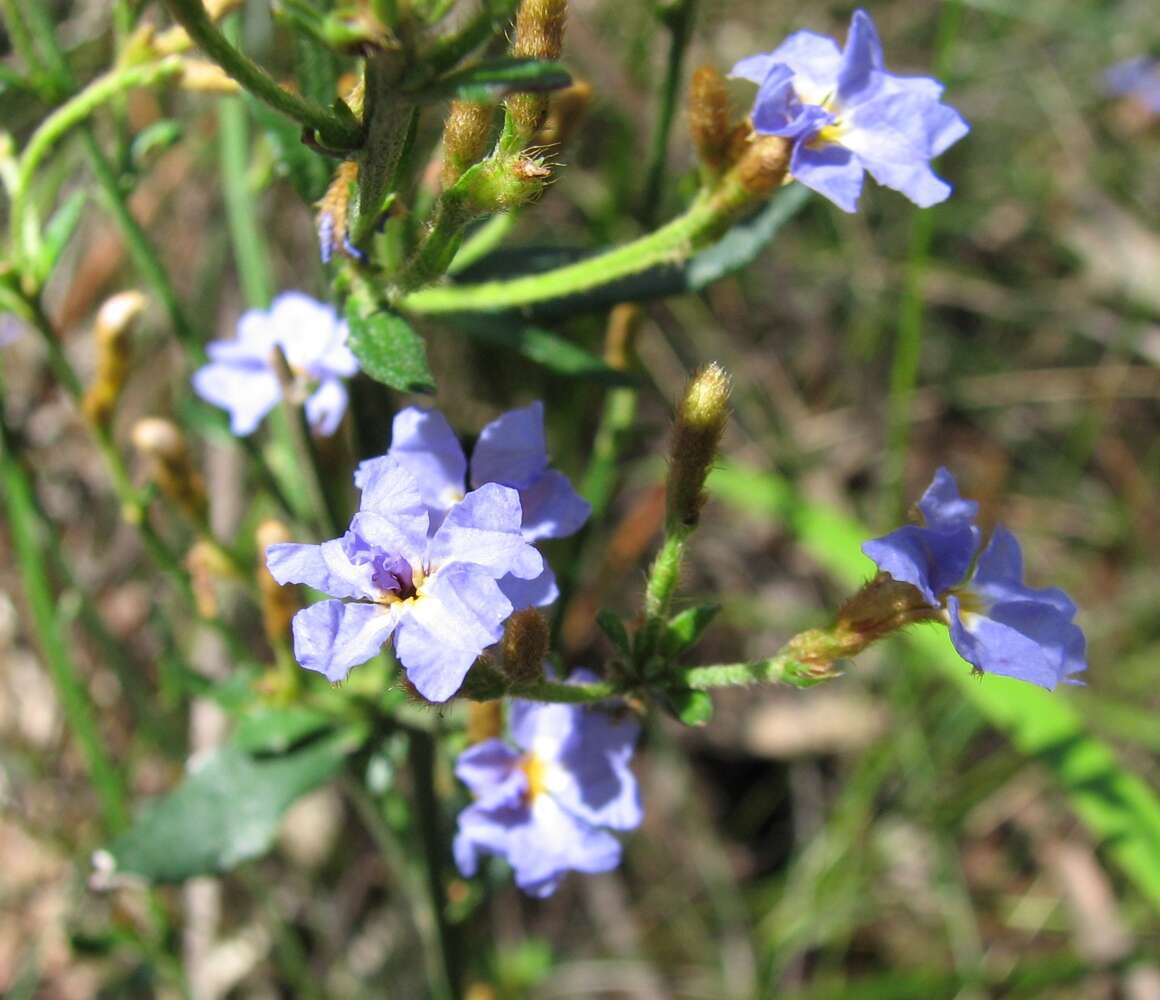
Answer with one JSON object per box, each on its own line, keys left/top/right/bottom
{"left": 251, "top": 100, "right": 330, "bottom": 203}
{"left": 661, "top": 687, "right": 714, "bottom": 727}
{"left": 345, "top": 302, "right": 436, "bottom": 394}
{"left": 455, "top": 316, "right": 638, "bottom": 386}
{"left": 661, "top": 603, "right": 720, "bottom": 658}
{"left": 596, "top": 609, "right": 632, "bottom": 658}
{"left": 129, "top": 120, "right": 184, "bottom": 171}
{"left": 34, "top": 190, "right": 87, "bottom": 283}
{"left": 424, "top": 57, "right": 571, "bottom": 102}
{"left": 708, "top": 461, "right": 1160, "bottom": 911}
{"left": 103, "top": 729, "right": 361, "bottom": 882}
{"left": 233, "top": 704, "right": 335, "bottom": 754}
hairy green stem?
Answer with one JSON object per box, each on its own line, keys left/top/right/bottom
{"left": 162, "top": 0, "right": 362, "bottom": 149}
{"left": 399, "top": 169, "right": 764, "bottom": 314}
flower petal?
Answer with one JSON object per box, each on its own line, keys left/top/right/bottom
{"left": 269, "top": 292, "right": 345, "bottom": 371}
{"left": 191, "top": 363, "right": 281, "bottom": 436}
{"left": 393, "top": 565, "right": 513, "bottom": 702}
{"left": 290, "top": 599, "right": 398, "bottom": 682}
{"left": 836, "top": 8, "right": 885, "bottom": 104}
{"left": 551, "top": 710, "right": 643, "bottom": 832}
{"left": 789, "top": 140, "right": 865, "bottom": 213}
{"left": 862, "top": 522, "right": 976, "bottom": 605}
{"left": 354, "top": 455, "right": 430, "bottom": 531}
{"left": 518, "top": 469, "right": 590, "bottom": 541}
{"left": 429, "top": 483, "right": 543, "bottom": 580}
{"left": 512, "top": 796, "right": 623, "bottom": 897}
{"left": 969, "top": 525, "right": 1077, "bottom": 616}
{"left": 266, "top": 539, "right": 378, "bottom": 600}
{"left": 454, "top": 739, "right": 527, "bottom": 807}
{"left": 470, "top": 402, "right": 549, "bottom": 489}
{"left": 385, "top": 406, "right": 468, "bottom": 516}
{"left": 498, "top": 563, "right": 559, "bottom": 610}
{"left": 304, "top": 378, "right": 349, "bottom": 437}
{"left": 917, "top": 467, "right": 979, "bottom": 532}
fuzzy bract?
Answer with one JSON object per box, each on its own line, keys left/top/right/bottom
{"left": 192, "top": 292, "right": 357, "bottom": 436}
{"left": 453, "top": 673, "right": 643, "bottom": 897}
{"left": 731, "top": 9, "right": 969, "bottom": 212}
{"left": 862, "top": 468, "right": 1086, "bottom": 689}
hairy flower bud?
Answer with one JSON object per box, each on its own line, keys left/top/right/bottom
{"left": 666, "top": 363, "right": 732, "bottom": 529}
{"left": 735, "top": 134, "right": 792, "bottom": 195}
{"left": 506, "top": 0, "right": 568, "bottom": 142}
{"left": 501, "top": 608, "right": 549, "bottom": 684}
{"left": 131, "top": 417, "right": 207, "bottom": 523}
{"left": 82, "top": 291, "right": 146, "bottom": 429}
{"left": 256, "top": 519, "right": 300, "bottom": 646}
{"left": 316, "top": 161, "right": 363, "bottom": 264}
{"left": 466, "top": 700, "right": 504, "bottom": 744}
{"left": 179, "top": 59, "right": 240, "bottom": 94}
{"left": 688, "top": 65, "right": 731, "bottom": 174}
{"left": 442, "top": 100, "right": 494, "bottom": 189}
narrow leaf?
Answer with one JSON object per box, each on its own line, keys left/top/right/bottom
{"left": 425, "top": 57, "right": 572, "bottom": 102}
{"left": 662, "top": 687, "right": 714, "bottom": 727}
{"left": 662, "top": 603, "right": 721, "bottom": 658}
{"left": 233, "top": 704, "right": 334, "bottom": 754}
{"left": 345, "top": 302, "right": 436, "bottom": 394}
{"left": 596, "top": 609, "right": 632, "bottom": 658}
{"left": 34, "top": 190, "right": 87, "bottom": 283}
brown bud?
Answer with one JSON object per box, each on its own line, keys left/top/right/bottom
{"left": 442, "top": 100, "right": 495, "bottom": 188}
{"left": 506, "top": 0, "right": 568, "bottom": 142}
{"left": 466, "top": 701, "right": 504, "bottom": 744}
{"left": 131, "top": 417, "right": 207, "bottom": 523}
{"left": 316, "top": 160, "right": 360, "bottom": 264}
{"left": 501, "top": 608, "right": 549, "bottom": 683}
{"left": 179, "top": 59, "right": 241, "bottom": 94}
{"left": 688, "top": 66, "right": 731, "bottom": 173}
{"left": 83, "top": 291, "right": 146, "bottom": 429}
{"left": 256, "top": 519, "right": 301, "bottom": 647}
{"left": 666, "top": 362, "right": 732, "bottom": 530}
{"left": 186, "top": 540, "right": 225, "bottom": 618}
{"left": 735, "top": 134, "right": 792, "bottom": 196}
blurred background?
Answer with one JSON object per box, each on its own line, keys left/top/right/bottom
{"left": 1, "top": 0, "right": 1159, "bottom": 996}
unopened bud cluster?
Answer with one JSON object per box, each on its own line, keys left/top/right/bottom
{"left": 131, "top": 417, "right": 207, "bottom": 523}
{"left": 83, "top": 291, "right": 146, "bottom": 429}
{"left": 506, "top": 0, "right": 568, "bottom": 143}
{"left": 666, "top": 363, "right": 732, "bottom": 530}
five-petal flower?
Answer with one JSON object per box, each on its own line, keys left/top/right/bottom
{"left": 731, "top": 9, "right": 969, "bottom": 212}
{"left": 453, "top": 673, "right": 643, "bottom": 897}
{"left": 355, "top": 403, "right": 591, "bottom": 609}
{"left": 266, "top": 456, "right": 543, "bottom": 701}
{"left": 192, "top": 292, "right": 358, "bottom": 436}
{"left": 862, "top": 468, "right": 1086, "bottom": 689}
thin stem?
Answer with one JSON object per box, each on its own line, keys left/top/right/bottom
{"left": 446, "top": 212, "right": 518, "bottom": 275}
{"left": 10, "top": 58, "right": 184, "bottom": 263}
{"left": 161, "top": 0, "right": 362, "bottom": 149}
{"left": 399, "top": 166, "right": 771, "bottom": 315}
{"left": 505, "top": 677, "right": 617, "bottom": 703}
{"left": 678, "top": 655, "right": 823, "bottom": 691}
{"left": 345, "top": 778, "right": 456, "bottom": 1000}
{"left": 640, "top": 0, "right": 698, "bottom": 226}
{"left": 635, "top": 527, "right": 690, "bottom": 665}
{"left": 217, "top": 22, "right": 274, "bottom": 309}
{"left": 0, "top": 382, "right": 129, "bottom": 833}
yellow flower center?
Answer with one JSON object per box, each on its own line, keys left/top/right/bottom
{"left": 520, "top": 752, "right": 549, "bottom": 802}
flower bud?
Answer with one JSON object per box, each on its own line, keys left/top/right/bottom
{"left": 442, "top": 100, "right": 495, "bottom": 189}
{"left": 316, "top": 161, "right": 362, "bottom": 264}
{"left": 688, "top": 66, "right": 731, "bottom": 173}
{"left": 82, "top": 291, "right": 146, "bottom": 429}
{"left": 466, "top": 700, "right": 504, "bottom": 744}
{"left": 735, "top": 134, "right": 792, "bottom": 195}
{"left": 501, "top": 608, "right": 549, "bottom": 684}
{"left": 186, "top": 539, "right": 231, "bottom": 618}
{"left": 131, "top": 417, "right": 207, "bottom": 523}
{"left": 506, "top": 0, "right": 568, "bottom": 142}
{"left": 256, "top": 519, "right": 301, "bottom": 646}
{"left": 666, "top": 362, "right": 732, "bottom": 530}
{"left": 179, "top": 59, "right": 240, "bottom": 94}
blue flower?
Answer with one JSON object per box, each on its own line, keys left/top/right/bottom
{"left": 266, "top": 457, "right": 543, "bottom": 701}
{"left": 192, "top": 292, "right": 357, "bottom": 436}
{"left": 731, "top": 9, "right": 969, "bottom": 212}
{"left": 1105, "top": 57, "right": 1160, "bottom": 115}
{"left": 354, "top": 403, "right": 591, "bottom": 610}
{"left": 862, "top": 468, "right": 1086, "bottom": 689}
{"left": 453, "top": 674, "right": 643, "bottom": 897}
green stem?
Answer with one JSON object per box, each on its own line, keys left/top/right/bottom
{"left": 10, "top": 58, "right": 184, "bottom": 264}
{"left": 446, "top": 212, "right": 518, "bottom": 275}
{"left": 635, "top": 526, "right": 690, "bottom": 666}
{"left": 640, "top": 0, "right": 698, "bottom": 226}
{"left": 678, "top": 655, "right": 829, "bottom": 691}
{"left": 0, "top": 382, "right": 129, "bottom": 833}
{"left": 161, "top": 0, "right": 362, "bottom": 149}
{"left": 505, "top": 677, "right": 617, "bottom": 703}
{"left": 399, "top": 171, "right": 760, "bottom": 314}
